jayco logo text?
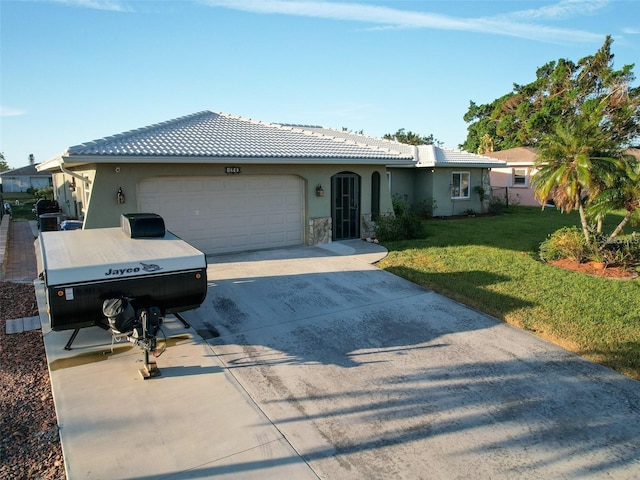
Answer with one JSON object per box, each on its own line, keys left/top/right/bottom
{"left": 105, "top": 262, "right": 162, "bottom": 276}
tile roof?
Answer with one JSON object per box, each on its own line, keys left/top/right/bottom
{"left": 65, "top": 111, "right": 414, "bottom": 161}
{"left": 285, "top": 127, "right": 506, "bottom": 168}
{"left": 42, "top": 110, "right": 506, "bottom": 170}
{"left": 280, "top": 124, "right": 417, "bottom": 157}
{"left": 0, "top": 163, "right": 49, "bottom": 177}
{"left": 482, "top": 147, "right": 538, "bottom": 164}
{"left": 415, "top": 145, "right": 507, "bottom": 168}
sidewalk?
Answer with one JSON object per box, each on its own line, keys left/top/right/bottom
{"left": 0, "top": 219, "right": 38, "bottom": 283}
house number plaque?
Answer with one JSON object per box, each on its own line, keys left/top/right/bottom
{"left": 225, "top": 166, "right": 241, "bottom": 175}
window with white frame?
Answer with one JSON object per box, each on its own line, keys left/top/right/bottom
{"left": 451, "top": 172, "right": 470, "bottom": 199}
{"left": 513, "top": 168, "right": 527, "bottom": 187}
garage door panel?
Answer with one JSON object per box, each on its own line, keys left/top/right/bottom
{"left": 267, "top": 213, "right": 285, "bottom": 225}
{"left": 248, "top": 214, "right": 267, "bottom": 227}
{"left": 268, "top": 231, "right": 285, "bottom": 243}
{"left": 138, "top": 176, "right": 304, "bottom": 255}
{"left": 285, "top": 213, "right": 298, "bottom": 226}
{"left": 204, "top": 178, "right": 224, "bottom": 189}
{"left": 249, "top": 233, "right": 267, "bottom": 244}
{"left": 163, "top": 179, "right": 186, "bottom": 193}
{"left": 285, "top": 193, "right": 301, "bottom": 205}
{"left": 138, "top": 179, "right": 160, "bottom": 194}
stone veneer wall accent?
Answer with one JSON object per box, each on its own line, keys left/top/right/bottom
{"left": 308, "top": 217, "right": 332, "bottom": 246}
{"left": 361, "top": 213, "right": 376, "bottom": 239}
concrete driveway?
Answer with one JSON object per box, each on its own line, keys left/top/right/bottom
{"left": 185, "top": 240, "right": 640, "bottom": 479}
{"left": 40, "top": 240, "right": 640, "bottom": 479}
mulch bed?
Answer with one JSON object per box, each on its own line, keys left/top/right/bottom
{"left": 0, "top": 282, "right": 65, "bottom": 479}
{"left": 547, "top": 259, "right": 639, "bottom": 279}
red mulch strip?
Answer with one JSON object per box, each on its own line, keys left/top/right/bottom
{"left": 547, "top": 259, "right": 639, "bottom": 279}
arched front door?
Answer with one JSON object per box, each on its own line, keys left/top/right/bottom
{"left": 332, "top": 172, "right": 360, "bottom": 240}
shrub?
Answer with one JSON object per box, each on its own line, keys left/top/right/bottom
{"left": 473, "top": 185, "right": 487, "bottom": 203}
{"left": 539, "top": 226, "right": 590, "bottom": 263}
{"left": 375, "top": 213, "right": 428, "bottom": 242}
{"left": 398, "top": 214, "right": 428, "bottom": 240}
{"left": 599, "top": 233, "right": 640, "bottom": 266}
{"left": 488, "top": 195, "right": 507, "bottom": 214}
{"left": 413, "top": 197, "right": 437, "bottom": 218}
{"left": 373, "top": 214, "right": 398, "bottom": 241}
{"left": 34, "top": 187, "right": 53, "bottom": 200}
{"left": 392, "top": 195, "right": 408, "bottom": 217}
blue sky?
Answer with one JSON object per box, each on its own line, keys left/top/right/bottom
{"left": 1, "top": 0, "right": 638, "bottom": 169}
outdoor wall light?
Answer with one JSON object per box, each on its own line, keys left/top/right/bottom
{"left": 316, "top": 184, "right": 324, "bottom": 197}
{"left": 69, "top": 178, "right": 76, "bottom": 192}
{"left": 117, "top": 187, "right": 126, "bottom": 205}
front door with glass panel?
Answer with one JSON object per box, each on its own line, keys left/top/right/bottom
{"left": 332, "top": 172, "right": 360, "bottom": 240}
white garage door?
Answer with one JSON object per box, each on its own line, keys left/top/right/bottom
{"left": 138, "top": 176, "right": 304, "bottom": 255}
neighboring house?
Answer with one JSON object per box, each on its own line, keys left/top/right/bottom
{"left": 37, "top": 110, "right": 506, "bottom": 255}
{"left": 0, "top": 163, "right": 53, "bottom": 193}
{"left": 485, "top": 147, "right": 640, "bottom": 208}
{"left": 483, "top": 147, "right": 540, "bottom": 207}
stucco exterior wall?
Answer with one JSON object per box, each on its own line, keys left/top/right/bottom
{"left": 52, "top": 162, "right": 392, "bottom": 245}
{"left": 386, "top": 167, "right": 490, "bottom": 217}
{"left": 412, "top": 169, "right": 434, "bottom": 214}
{"left": 490, "top": 167, "right": 540, "bottom": 206}
{"left": 52, "top": 170, "right": 95, "bottom": 221}
{"left": 388, "top": 168, "right": 414, "bottom": 210}
{"left": 430, "top": 168, "right": 487, "bottom": 217}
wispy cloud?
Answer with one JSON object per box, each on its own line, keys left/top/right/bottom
{"left": 200, "top": 0, "right": 606, "bottom": 44}
{"left": 500, "top": 0, "right": 609, "bottom": 21}
{"left": 49, "top": 0, "right": 133, "bottom": 12}
{"left": 0, "top": 106, "right": 26, "bottom": 117}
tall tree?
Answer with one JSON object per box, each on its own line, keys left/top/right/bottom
{"left": 384, "top": 128, "right": 440, "bottom": 146}
{"left": 477, "top": 133, "right": 494, "bottom": 154}
{"left": 0, "top": 152, "right": 9, "bottom": 171}
{"left": 461, "top": 36, "right": 640, "bottom": 153}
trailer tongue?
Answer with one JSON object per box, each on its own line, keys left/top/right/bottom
{"left": 39, "top": 214, "right": 208, "bottom": 378}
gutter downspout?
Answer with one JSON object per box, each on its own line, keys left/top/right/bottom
{"left": 59, "top": 160, "right": 92, "bottom": 185}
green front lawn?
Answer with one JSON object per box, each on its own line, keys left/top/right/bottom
{"left": 1, "top": 193, "right": 37, "bottom": 221}
{"left": 376, "top": 206, "right": 640, "bottom": 380}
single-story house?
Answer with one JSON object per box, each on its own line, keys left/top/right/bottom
{"left": 483, "top": 147, "right": 540, "bottom": 207}
{"left": 0, "top": 163, "right": 53, "bottom": 193}
{"left": 37, "top": 110, "right": 506, "bottom": 255}
{"left": 485, "top": 147, "right": 640, "bottom": 208}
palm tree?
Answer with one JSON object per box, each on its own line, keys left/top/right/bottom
{"left": 532, "top": 119, "right": 620, "bottom": 243}
{"left": 587, "top": 154, "right": 640, "bottom": 242}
